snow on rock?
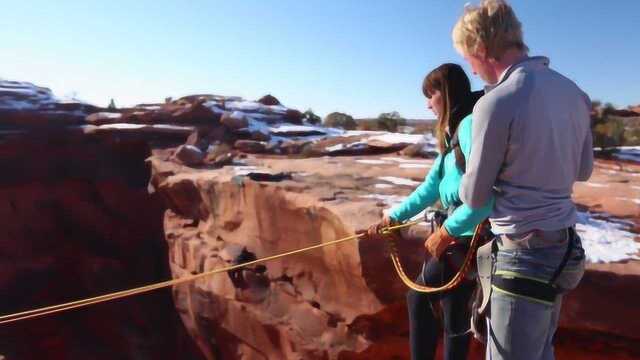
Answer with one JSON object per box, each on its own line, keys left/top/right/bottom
{"left": 576, "top": 211, "right": 640, "bottom": 263}
{"left": 380, "top": 157, "right": 431, "bottom": 163}
{"left": 225, "top": 100, "right": 289, "bottom": 115}
{"left": 374, "top": 183, "right": 393, "bottom": 189}
{"left": 231, "top": 166, "right": 263, "bottom": 176}
{"left": 377, "top": 176, "right": 420, "bottom": 187}
{"left": 356, "top": 159, "right": 390, "bottom": 165}
{"left": 367, "top": 133, "right": 426, "bottom": 145}
{"left": 359, "top": 194, "right": 404, "bottom": 208}
{"left": 0, "top": 80, "right": 57, "bottom": 110}
{"left": 399, "top": 163, "right": 430, "bottom": 169}
{"left": 268, "top": 124, "right": 329, "bottom": 137}
{"left": 343, "top": 130, "right": 386, "bottom": 136}
{"left": 324, "top": 142, "right": 369, "bottom": 153}
{"left": 93, "top": 123, "right": 194, "bottom": 132}
{"left": 0, "top": 80, "right": 95, "bottom": 124}
{"left": 613, "top": 147, "right": 640, "bottom": 163}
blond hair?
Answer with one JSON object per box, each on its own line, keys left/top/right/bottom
{"left": 452, "top": 0, "right": 528, "bottom": 60}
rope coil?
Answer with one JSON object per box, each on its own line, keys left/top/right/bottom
{"left": 384, "top": 222, "right": 486, "bottom": 293}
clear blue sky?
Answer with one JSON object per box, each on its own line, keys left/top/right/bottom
{"left": 3, "top": 0, "right": 639, "bottom": 119}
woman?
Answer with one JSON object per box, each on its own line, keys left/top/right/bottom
{"left": 368, "top": 63, "right": 493, "bottom": 360}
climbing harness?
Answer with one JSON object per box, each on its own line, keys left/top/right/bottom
{"left": 490, "top": 227, "right": 581, "bottom": 306}
{"left": 0, "top": 219, "right": 487, "bottom": 325}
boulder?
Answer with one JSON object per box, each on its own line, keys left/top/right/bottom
{"left": 234, "top": 140, "right": 268, "bottom": 153}
{"left": 285, "top": 109, "right": 304, "bottom": 124}
{"left": 401, "top": 143, "right": 438, "bottom": 158}
{"left": 172, "top": 144, "right": 205, "bottom": 166}
{"left": 221, "top": 111, "right": 249, "bottom": 130}
{"left": 257, "top": 94, "right": 281, "bottom": 106}
{"left": 249, "top": 129, "right": 272, "bottom": 142}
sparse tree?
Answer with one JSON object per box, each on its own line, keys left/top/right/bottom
{"left": 376, "top": 111, "right": 406, "bottom": 132}
{"left": 107, "top": 98, "right": 117, "bottom": 110}
{"left": 324, "top": 112, "right": 357, "bottom": 130}
{"left": 303, "top": 109, "right": 322, "bottom": 125}
{"left": 590, "top": 100, "right": 626, "bottom": 151}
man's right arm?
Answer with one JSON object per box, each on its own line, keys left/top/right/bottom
{"left": 460, "top": 98, "right": 511, "bottom": 209}
{"left": 577, "top": 94, "right": 594, "bottom": 181}
{"left": 577, "top": 129, "right": 594, "bottom": 181}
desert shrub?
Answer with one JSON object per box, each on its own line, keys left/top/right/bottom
{"left": 324, "top": 112, "right": 357, "bottom": 130}
{"left": 303, "top": 109, "right": 322, "bottom": 125}
{"left": 376, "top": 111, "right": 406, "bottom": 132}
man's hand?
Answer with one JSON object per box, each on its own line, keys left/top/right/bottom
{"left": 366, "top": 215, "right": 393, "bottom": 238}
{"left": 424, "top": 226, "right": 456, "bottom": 259}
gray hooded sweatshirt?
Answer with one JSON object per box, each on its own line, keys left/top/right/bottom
{"left": 460, "top": 56, "right": 593, "bottom": 235}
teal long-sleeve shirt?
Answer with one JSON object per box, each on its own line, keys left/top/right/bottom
{"left": 389, "top": 115, "right": 494, "bottom": 237}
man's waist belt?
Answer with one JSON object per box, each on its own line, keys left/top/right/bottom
{"left": 491, "top": 227, "right": 576, "bottom": 304}
{"left": 492, "top": 274, "right": 558, "bottom": 304}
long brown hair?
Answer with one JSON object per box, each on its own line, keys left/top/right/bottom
{"left": 422, "top": 63, "right": 476, "bottom": 153}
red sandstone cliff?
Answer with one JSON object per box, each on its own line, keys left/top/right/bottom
{"left": 1, "top": 80, "right": 639, "bottom": 359}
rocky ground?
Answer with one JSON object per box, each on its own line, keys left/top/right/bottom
{"left": 1, "top": 80, "right": 639, "bottom": 359}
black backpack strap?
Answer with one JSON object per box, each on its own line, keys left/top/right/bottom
{"left": 450, "top": 130, "right": 466, "bottom": 173}
{"left": 549, "top": 228, "right": 576, "bottom": 285}
{"left": 437, "top": 127, "right": 466, "bottom": 179}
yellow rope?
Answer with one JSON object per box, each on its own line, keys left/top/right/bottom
{"left": 0, "top": 220, "right": 423, "bottom": 325}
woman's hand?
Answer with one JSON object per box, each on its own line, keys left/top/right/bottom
{"left": 424, "top": 226, "right": 456, "bottom": 259}
{"left": 367, "top": 215, "right": 393, "bottom": 238}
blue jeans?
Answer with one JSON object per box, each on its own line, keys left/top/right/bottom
{"left": 486, "top": 233, "right": 586, "bottom": 360}
{"left": 406, "top": 244, "right": 475, "bottom": 360}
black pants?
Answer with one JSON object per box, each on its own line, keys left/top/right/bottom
{"left": 406, "top": 244, "right": 475, "bottom": 360}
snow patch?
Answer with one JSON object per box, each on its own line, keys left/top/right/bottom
{"left": 269, "top": 124, "right": 328, "bottom": 134}
{"left": 374, "top": 183, "right": 393, "bottom": 189}
{"left": 378, "top": 176, "right": 420, "bottom": 187}
{"left": 343, "top": 130, "right": 386, "bottom": 136}
{"left": 359, "top": 194, "right": 404, "bottom": 208}
{"left": 325, "top": 142, "right": 368, "bottom": 153}
{"left": 367, "top": 133, "right": 426, "bottom": 145}
{"left": 356, "top": 159, "right": 389, "bottom": 165}
{"left": 231, "top": 166, "right": 262, "bottom": 176}
{"left": 93, "top": 112, "right": 122, "bottom": 119}
{"left": 612, "top": 146, "right": 640, "bottom": 163}
{"left": 576, "top": 211, "right": 640, "bottom": 263}
{"left": 380, "top": 157, "right": 430, "bottom": 163}
{"left": 99, "top": 123, "right": 146, "bottom": 130}
{"left": 399, "top": 163, "right": 430, "bottom": 169}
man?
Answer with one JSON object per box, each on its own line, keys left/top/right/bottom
{"left": 450, "top": 1, "right": 593, "bottom": 359}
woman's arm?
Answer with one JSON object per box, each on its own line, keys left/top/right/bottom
{"left": 443, "top": 198, "right": 494, "bottom": 236}
{"left": 388, "top": 154, "right": 443, "bottom": 222}
{"left": 443, "top": 115, "right": 494, "bottom": 236}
